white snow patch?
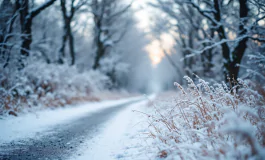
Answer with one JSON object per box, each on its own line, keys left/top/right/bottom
{"left": 70, "top": 95, "right": 157, "bottom": 160}
{"left": 0, "top": 96, "right": 144, "bottom": 144}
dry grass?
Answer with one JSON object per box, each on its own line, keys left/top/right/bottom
{"left": 146, "top": 77, "right": 265, "bottom": 159}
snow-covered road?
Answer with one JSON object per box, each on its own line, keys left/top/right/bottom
{"left": 0, "top": 95, "right": 156, "bottom": 160}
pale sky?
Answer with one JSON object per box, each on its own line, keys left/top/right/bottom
{"left": 132, "top": 0, "right": 152, "bottom": 31}
{"left": 132, "top": 0, "right": 175, "bottom": 66}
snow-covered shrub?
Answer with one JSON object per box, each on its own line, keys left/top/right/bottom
{"left": 0, "top": 68, "right": 28, "bottom": 116}
{"left": 240, "top": 48, "right": 265, "bottom": 103}
{"left": 147, "top": 77, "right": 265, "bottom": 159}
{"left": 24, "top": 63, "right": 110, "bottom": 94}
{"left": 0, "top": 62, "right": 110, "bottom": 115}
{"left": 99, "top": 55, "right": 130, "bottom": 88}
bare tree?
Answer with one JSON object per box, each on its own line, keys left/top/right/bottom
{"left": 16, "top": 0, "right": 56, "bottom": 69}
{"left": 182, "top": 0, "right": 265, "bottom": 82}
{"left": 58, "top": 0, "right": 88, "bottom": 65}
{"left": 91, "top": 0, "right": 131, "bottom": 70}
{"left": 151, "top": 1, "right": 216, "bottom": 79}
{"left": 0, "top": 0, "right": 17, "bottom": 68}
{"left": 152, "top": 0, "right": 265, "bottom": 84}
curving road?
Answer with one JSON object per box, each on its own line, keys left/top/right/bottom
{"left": 0, "top": 99, "right": 144, "bottom": 160}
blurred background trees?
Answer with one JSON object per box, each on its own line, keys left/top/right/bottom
{"left": 150, "top": 0, "right": 265, "bottom": 85}
{"left": 0, "top": 0, "right": 264, "bottom": 114}
{"left": 0, "top": 0, "right": 153, "bottom": 114}
{"left": 0, "top": 0, "right": 149, "bottom": 89}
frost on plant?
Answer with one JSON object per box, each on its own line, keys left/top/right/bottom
{"left": 147, "top": 77, "right": 265, "bottom": 159}
{"left": 0, "top": 62, "right": 111, "bottom": 115}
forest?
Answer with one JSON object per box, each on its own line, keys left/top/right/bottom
{"left": 0, "top": 0, "right": 153, "bottom": 115}
{"left": 0, "top": 0, "right": 265, "bottom": 159}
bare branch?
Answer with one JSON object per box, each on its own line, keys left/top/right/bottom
{"left": 31, "top": 0, "right": 57, "bottom": 18}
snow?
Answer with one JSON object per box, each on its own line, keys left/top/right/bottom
{"left": 70, "top": 95, "right": 157, "bottom": 160}
{"left": 0, "top": 96, "right": 144, "bottom": 144}
{"left": 145, "top": 79, "right": 265, "bottom": 159}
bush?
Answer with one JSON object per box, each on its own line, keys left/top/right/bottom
{"left": 0, "top": 62, "right": 111, "bottom": 115}
{"left": 147, "top": 76, "right": 265, "bottom": 159}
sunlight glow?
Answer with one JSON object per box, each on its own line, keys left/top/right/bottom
{"left": 145, "top": 34, "right": 175, "bottom": 66}
{"left": 145, "top": 40, "right": 164, "bottom": 66}
{"left": 133, "top": 1, "right": 175, "bottom": 67}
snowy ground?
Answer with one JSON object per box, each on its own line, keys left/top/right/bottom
{"left": 70, "top": 97, "right": 157, "bottom": 160}
{"left": 0, "top": 95, "right": 158, "bottom": 160}
{"left": 0, "top": 96, "right": 143, "bottom": 144}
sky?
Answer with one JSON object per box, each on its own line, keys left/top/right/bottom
{"left": 132, "top": 0, "right": 175, "bottom": 66}
{"left": 130, "top": 0, "right": 178, "bottom": 92}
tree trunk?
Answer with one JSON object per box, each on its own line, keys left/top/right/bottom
{"left": 228, "top": 0, "right": 248, "bottom": 81}
{"left": 58, "top": 26, "right": 68, "bottom": 64}
{"left": 18, "top": 0, "right": 31, "bottom": 69}
{"left": 58, "top": 21, "right": 75, "bottom": 65}
{"left": 58, "top": 0, "right": 75, "bottom": 66}
{"left": 68, "top": 26, "right": 75, "bottom": 65}
{"left": 212, "top": 0, "right": 231, "bottom": 81}
{"left": 58, "top": 0, "right": 67, "bottom": 64}
{"left": 93, "top": 40, "right": 104, "bottom": 69}
{"left": 92, "top": 15, "right": 104, "bottom": 70}
{"left": 213, "top": 0, "right": 248, "bottom": 83}
{"left": 17, "top": 0, "right": 56, "bottom": 69}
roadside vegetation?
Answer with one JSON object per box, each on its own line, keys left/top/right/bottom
{"left": 0, "top": 0, "right": 149, "bottom": 116}
{"left": 145, "top": 0, "right": 265, "bottom": 158}
{"left": 147, "top": 77, "right": 265, "bottom": 159}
